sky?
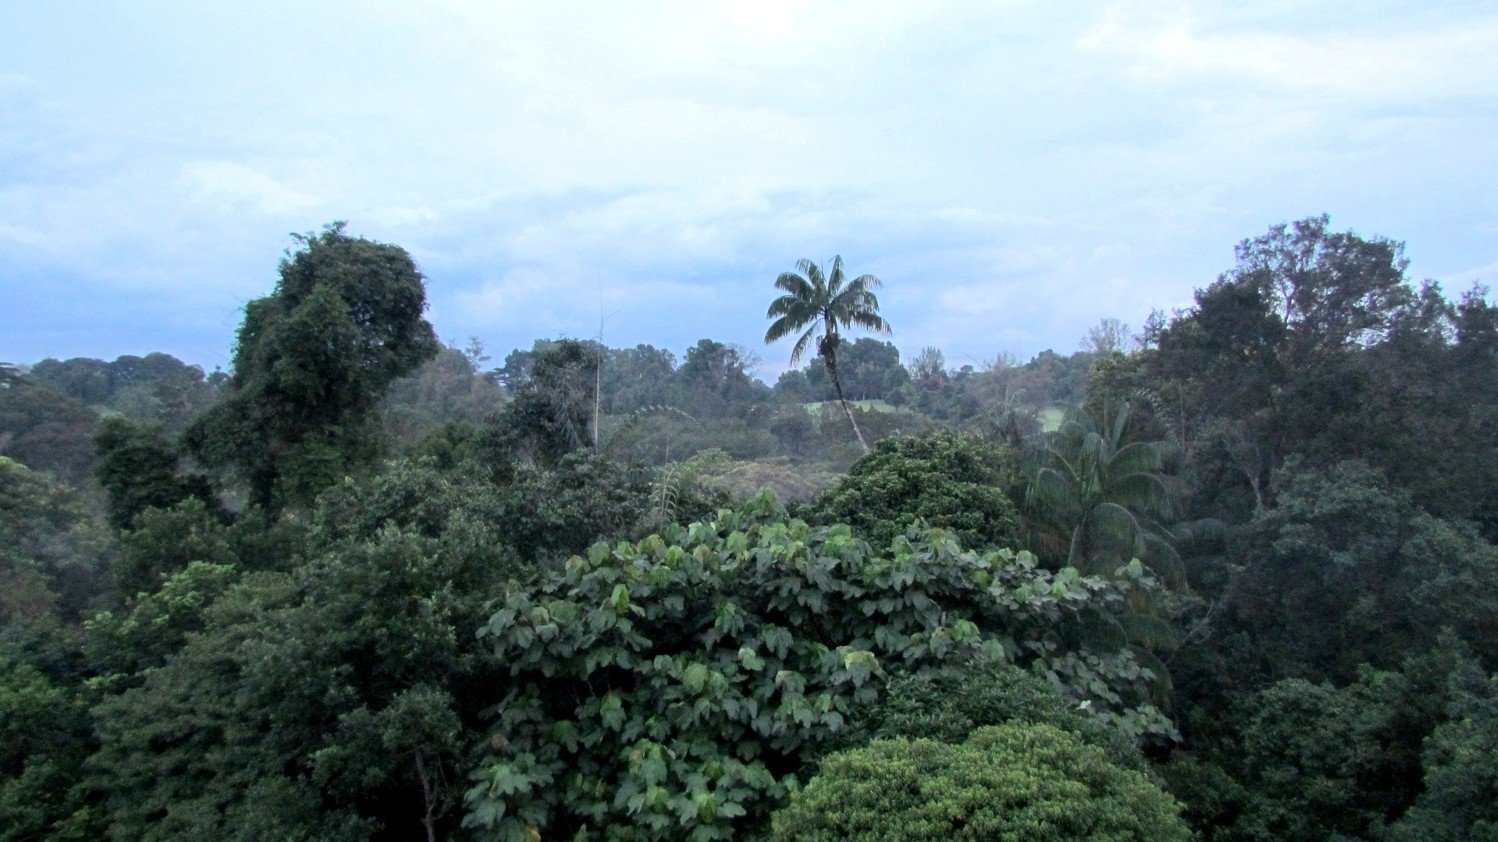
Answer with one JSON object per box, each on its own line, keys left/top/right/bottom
{"left": 3, "top": 1, "right": 1496, "bottom": 378}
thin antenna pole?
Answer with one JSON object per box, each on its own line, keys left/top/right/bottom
{"left": 594, "top": 276, "right": 603, "bottom": 451}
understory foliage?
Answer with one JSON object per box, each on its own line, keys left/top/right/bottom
{"left": 465, "top": 492, "right": 1172, "bottom": 839}
{"left": 772, "top": 724, "right": 1189, "bottom": 841}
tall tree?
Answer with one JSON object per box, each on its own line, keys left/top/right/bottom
{"left": 764, "top": 256, "right": 890, "bottom": 452}
{"left": 483, "top": 339, "right": 601, "bottom": 469}
{"left": 1145, "top": 215, "right": 1414, "bottom": 509}
{"left": 184, "top": 223, "right": 439, "bottom": 509}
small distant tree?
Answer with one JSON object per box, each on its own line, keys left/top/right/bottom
{"left": 1083, "top": 317, "right": 1132, "bottom": 355}
{"left": 483, "top": 339, "right": 601, "bottom": 469}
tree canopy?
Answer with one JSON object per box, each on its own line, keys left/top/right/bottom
{"left": 185, "top": 223, "right": 439, "bottom": 509}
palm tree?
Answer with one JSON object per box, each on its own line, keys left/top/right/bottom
{"left": 1025, "top": 401, "right": 1183, "bottom": 585}
{"left": 765, "top": 256, "right": 890, "bottom": 453}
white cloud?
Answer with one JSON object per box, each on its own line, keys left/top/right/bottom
{"left": 177, "top": 161, "right": 318, "bottom": 215}
{"left": 1080, "top": 5, "right": 1498, "bottom": 103}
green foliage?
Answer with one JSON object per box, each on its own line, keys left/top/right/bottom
{"left": 85, "top": 560, "right": 240, "bottom": 683}
{"left": 185, "top": 222, "right": 439, "bottom": 509}
{"left": 847, "top": 660, "right": 1146, "bottom": 772}
{"left": 674, "top": 339, "right": 771, "bottom": 420}
{"left": 1224, "top": 673, "right": 1421, "bottom": 840}
{"left": 0, "top": 456, "right": 110, "bottom": 626}
{"left": 662, "top": 450, "right": 838, "bottom": 508}
{"left": 771, "top": 723, "right": 1188, "bottom": 841}
{"left": 93, "top": 414, "right": 215, "bottom": 531}
{"left": 0, "top": 377, "right": 98, "bottom": 485}
{"left": 599, "top": 344, "right": 679, "bottom": 414}
{"left": 465, "top": 494, "right": 1173, "bottom": 838}
{"left": 805, "top": 430, "right": 1022, "bottom": 552}
{"left": 483, "top": 338, "right": 602, "bottom": 468}
{"left": 1392, "top": 675, "right": 1498, "bottom": 840}
{"left": 112, "top": 497, "right": 235, "bottom": 599}
{"left": 85, "top": 459, "right": 520, "bottom": 838}
{"left": 1143, "top": 214, "right": 1428, "bottom": 513}
{"left": 497, "top": 450, "right": 661, "bottom": 566}
{"left": 605, "top": 410, "right": 780, "bottom": 467}
{"left": 0, "top": 655, "right": 95, "bottom": 840}
{"left": 791, "top": 338, "right": 910, "bottom": 403}
{"left": 31, "top": 352, "right": 221, "bottom": 434}
{"left": 1223, "top": 458, "right": 1498, "bottom": 683}
{"left": 1026, "top": 402, "right": 1182, "bottom": 585}
{"left": 1170, "top": 638, "right": 1485, "bottom": 840}
{"left": 380, "top": 343, "right": 505, "bottom": 452}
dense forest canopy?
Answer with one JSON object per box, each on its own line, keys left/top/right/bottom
{"left": 2, "top": 216, "right": 1497, "bottom": 839}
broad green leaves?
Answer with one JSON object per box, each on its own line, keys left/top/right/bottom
{"left": 466, "top": 493, "right": 1171, "bottom": 838}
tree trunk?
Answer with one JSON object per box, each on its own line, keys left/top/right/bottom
{"left": 415, "top": 747, "right": 439, "bottom": 842}
{"left": 822, "top": 338, "right": 869, "bottom": 453}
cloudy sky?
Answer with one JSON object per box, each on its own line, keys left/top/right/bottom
{"left": 3, "top": 1, "right": 1496, "bottom": 377}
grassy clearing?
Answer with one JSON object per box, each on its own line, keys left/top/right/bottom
{"left": 802, "top": 399, "right": 919, "bottom": 416}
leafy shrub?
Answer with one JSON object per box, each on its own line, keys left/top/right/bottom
{"left": 803, "top": 430, "right": 1021, "bottom": 551}
{"left": 846, "top": 660, "right": 1145, "bottom": 771}
{"left": 464, "top": 493, "right": 1172, "bottom": 839}
{"left": 771, "top": 723, "right": 1189, "bottom": 841}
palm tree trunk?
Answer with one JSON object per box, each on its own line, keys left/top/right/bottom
{"left": 824, "top": 347, "right": 869, "bottom": 453}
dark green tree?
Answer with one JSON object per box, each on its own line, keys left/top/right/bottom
{"left": 1144, "top": 215, "right": 1415, "bottom": 510}
{"left": 1393, "top": 674, "right": 1498, "bottom": 840}
{"left": 93, "top": 415, "right": 215, "bottom": 532}
{"left": 184, "top": 223, "right": 439, "bottom": 509}
{"left": 846, "top": 660, "right": 1145, "bottom": 772}
{"left": 765, "top": 256, "right": 891, "bottom": 453}
{"left": 0, "top": 655, "right": 96, "bottom": 841}
{"left": 482, "top": 339, "right": 601, "bottom": 469}
{"left": 85, "top": 459, "right": 519, "bottom": 840}
{"left": 1219, "top": 459, "right": 1498, "bottom": 684}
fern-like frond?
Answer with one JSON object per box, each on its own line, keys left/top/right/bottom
{"left": 1106, "top": 472, "right": 1174, "bottom": 520}
{"left": 1141, "top": 532, "right": 1187, "bottom": 589}
{"left": 1117, "top": 612, "right": 1182, "bottom": 650}
{"left": 1027, "top": 467, "right": 1083, "bottom": 525}
{"left": 1106, "top": 441, "right": 1163, "bottom": 478}
{"left": 1129, "top": 645, "right": 1175, "bottom": 706}
{"left": 601, "top": 405, "right": 701, "bottom": 455}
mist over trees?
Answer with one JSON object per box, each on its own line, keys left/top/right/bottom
{"left": 3, "top": 215, "right": 1497, "bottom": 839}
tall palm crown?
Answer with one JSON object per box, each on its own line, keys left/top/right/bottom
{"left": 765, "top": 256, "right": 890, "bottom": 452}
